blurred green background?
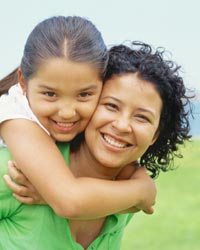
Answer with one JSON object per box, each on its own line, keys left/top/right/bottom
{"left": 122, "top": 139, "right": 200, "bottom": 250}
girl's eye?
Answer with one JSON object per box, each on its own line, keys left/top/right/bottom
{"left": 43, "top": 91, "right": 56, "bottom": 97}
{"left": 79, "top": 92, "right": 91, "bottom": 98}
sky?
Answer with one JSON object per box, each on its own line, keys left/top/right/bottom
{"left": 1, "top": 0, "right": 200, "bottom": 92}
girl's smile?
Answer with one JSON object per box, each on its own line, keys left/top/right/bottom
{"left": 19, "top": 58, "right": 102, "bottom": 141}
{"left": 50, "top": 119, "right": 79, "bottom": 133}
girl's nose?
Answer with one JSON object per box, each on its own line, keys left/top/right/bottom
{"left": 58, "top": 105, "right": 76, "bottom": 119}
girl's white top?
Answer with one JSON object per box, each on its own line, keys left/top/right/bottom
{"left": 0, "top": 84, "right": 49, "bottom": 146}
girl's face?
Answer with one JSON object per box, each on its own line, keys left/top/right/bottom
{"left": 85, "top": 73, "right": 162, "bottom": 169}
{"left": 19, "top": 58, "right": 102, "bottom": 142}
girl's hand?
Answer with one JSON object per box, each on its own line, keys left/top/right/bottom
{"left": 3, "top": 161, "right": 46, "bottom": 205}
{"left": 131, "top": 166, "right": 156, "bottom": 214}
{"left": 117, "top": 163, "right": 156, "bottom": 215}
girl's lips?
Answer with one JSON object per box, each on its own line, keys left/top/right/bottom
{"left": 56, "top": 121, "right": 75, "bottom": 127}
{"left": 52, "top": 120, "right": 78, "bottom": 132}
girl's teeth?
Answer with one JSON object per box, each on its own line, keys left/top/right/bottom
{"left": 57, "top": 122, "right": 74, "bottom": 127}
{"left": 103, "top": 134, "right": 127, "bottom": 148}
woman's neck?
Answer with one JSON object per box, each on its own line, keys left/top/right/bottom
{"left": 69, "top": 141, "right": 121, "bottom": 180}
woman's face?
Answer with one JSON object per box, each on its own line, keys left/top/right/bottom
{"left": 19, "top": 58, "right": 102, "bottom": 142}
{"left": 85, "top": 73, "right": 162, "bottom": 168}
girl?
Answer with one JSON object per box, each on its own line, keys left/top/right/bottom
{"left": 1, "top": 42, "right": 192, "bottom": 250}
{"left": 0, "top": 16, "right": 154, "bottom": 219}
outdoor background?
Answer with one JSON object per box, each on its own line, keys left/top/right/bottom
{"left": 1, "top": 0, "right": 200, "bottom": 94}
{"left": 1, "top": 0, "right": 199, "bottom": 249}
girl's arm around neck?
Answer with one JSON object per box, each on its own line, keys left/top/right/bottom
{"left": 1, "top": 119, "right": 156, "bottom": 219}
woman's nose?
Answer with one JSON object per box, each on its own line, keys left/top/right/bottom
{"left": 111, "top": 117, "right": 132, "bottom": 133}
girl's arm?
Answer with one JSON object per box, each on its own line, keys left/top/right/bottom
{"left": 5, "top": 162, "right": 155, "bottom": 215}
{"left": 1, "top": 119, "right": 156, "bottom": 219}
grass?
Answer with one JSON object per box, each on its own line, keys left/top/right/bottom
{"left": 122, "top": 138, "right": 200, "bottom": 250}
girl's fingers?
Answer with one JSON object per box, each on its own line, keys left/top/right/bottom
{"left": 142, "top": 206, "right": 154, "bottom": 215}
{"left": 3, "top": 174, "right": 32, "bottom": 196}
{"left": 13, "top": 192, "right": 46, "bottom": 205}
{"left": 3, "top": 174, "right": 19, "bottom": 191}
{"left": 7, "top": 161, "right": 29, "bottom": 186}
{"left": 12, "top": 193, "right": 36, "bottom": 205}
{"left": 3, "top": 174, "right": 46, "bottom": 205}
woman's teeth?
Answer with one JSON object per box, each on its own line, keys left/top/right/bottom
{"left": 103, "top": 134, "right": 127, "bottom": 148}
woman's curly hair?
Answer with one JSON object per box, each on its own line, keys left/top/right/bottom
{"left": 104, "top": 41, "right": 193, "bottom": 178}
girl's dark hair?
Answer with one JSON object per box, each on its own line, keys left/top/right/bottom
{"left": 0, "top": 16, "right": 108, "bottom": 94}
{"left": 0, "top": 68, "right": 19, "bottom": 95}
{"left": 104, "top": 41, "right": 193, "bottom": 178}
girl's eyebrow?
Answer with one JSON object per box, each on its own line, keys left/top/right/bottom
{"left": 37, "top": 84, "right": 55, "bottom": 90}
{"left": 37, "top": 84, "right": 99, "bottom": 91}
{"left": 79, "top": 85, "right": 99, "bottom": 91}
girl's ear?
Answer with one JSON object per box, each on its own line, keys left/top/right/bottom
{"left": 17, "top": 68, "right": 27, "bottom": 95}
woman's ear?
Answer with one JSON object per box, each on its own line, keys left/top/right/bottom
{"left": 151, "top": 130, "right": 160, "bottom": 145}
{"left": 17, "top": 68, "right": 27, "bottom": 95}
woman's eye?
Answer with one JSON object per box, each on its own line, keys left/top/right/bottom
{"left": 105, "top": 103, "right": 118, "bottom": 110}
{"left": 135, "top": 114, "right": 150, "bottom": 122}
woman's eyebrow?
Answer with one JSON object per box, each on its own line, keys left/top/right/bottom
{"left": 101, "top": 96, "right": 122, "bottom": 103}
{"left": 102, "top": 96, "right": 158, "bottom": 116}
{"left": 137, "top": 108, "right": 157, "bottom": 117}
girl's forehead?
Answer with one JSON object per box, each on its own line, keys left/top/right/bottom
{"left": 33, "top": 58, "right": 100, "bottom": 80}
